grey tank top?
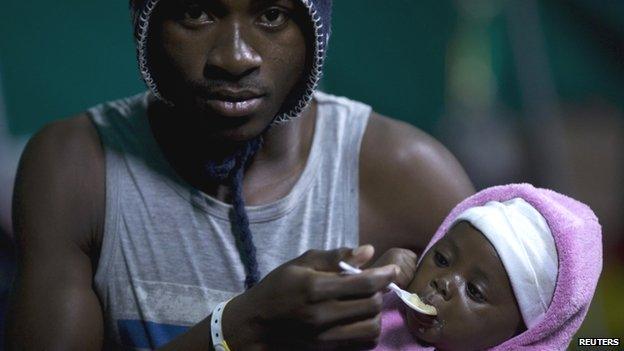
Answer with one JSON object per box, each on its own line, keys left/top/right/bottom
{"left": 89, "top": 91, "right": 372, "bottom": 350}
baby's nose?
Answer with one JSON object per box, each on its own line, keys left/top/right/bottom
{"left": 431, "top": 276, "right": 458, "bottom": 300}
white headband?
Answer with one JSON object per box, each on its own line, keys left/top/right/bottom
{"left": 453, "top": 198, "right": 558, "bottom": 328}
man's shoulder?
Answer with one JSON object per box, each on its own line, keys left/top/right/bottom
{"left": 361, "top": 112, "right": 469, "bottom": 183}
{"left": 14, "top": 113, "right": 105, "bottom": 249}
{"left": 19, "top": 113, "right": 105, "bottom": 206}
{"left": 359, "top": 112, "right": 474, "bottom": 252}
{"left": 33, "top": 91, "right": 149, "bottom": 149}
{"left": 28, "top": 114, "right": 103, "bottom": 165}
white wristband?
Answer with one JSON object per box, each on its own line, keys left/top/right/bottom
{"left": 211, "top": 300, "right": 232, "bottom": 351}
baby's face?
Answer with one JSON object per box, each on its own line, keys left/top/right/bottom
{"left": 406, "top": 221, "right": 524, "bottom": 351}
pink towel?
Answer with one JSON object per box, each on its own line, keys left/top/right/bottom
{"left": 374, "top": 184, "right": 602, "bottom": 350}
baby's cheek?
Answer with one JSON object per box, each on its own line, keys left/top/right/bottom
{"left": 434, "top": 304, "right": 487, "bottom": 349}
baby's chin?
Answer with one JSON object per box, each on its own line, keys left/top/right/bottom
{"left": 404, "top": 303, "right": 444, "bottom": 346}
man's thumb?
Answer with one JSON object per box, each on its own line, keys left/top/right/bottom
{"left": 345, "top": 244, "right": 375, "bottom": 268}
{"left": 296, "top": 245, "right": 375, "bottom": 272}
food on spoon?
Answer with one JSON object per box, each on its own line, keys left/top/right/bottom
{"left": 408, "top": 293, "right": 437, "bottom": 316}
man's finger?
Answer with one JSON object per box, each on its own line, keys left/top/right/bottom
{"left": 297, "top": 245, "right": 375, "bottom": 272}
{"left": 396, "top": 254, "right": 418, "bottom": 288}
{"left": 301, "top": 293, "right": 383, "bottom": 329}
{"left": 316, "top": 314, "right": 382, "bottom": 342}
{"left": 307, "top": 265, "right": 398, "bottom": 302}
{"left": 345, "top": 244, "right": 375, "bottom": 268}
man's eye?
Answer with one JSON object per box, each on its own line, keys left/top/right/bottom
{"left": 433, "top": 251, "right": 449, "bottom": 267}
{"left": 257, "top": 8, "right": 289, "bottom": 28}
{"left": 467, "top": 282, "right": 486, "bottom": 303}
{"left": 181, "top": 3, "right": 213, "bottom": 24}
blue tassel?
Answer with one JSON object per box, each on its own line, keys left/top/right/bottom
{"left": 204, "top": 137, "right": 263, "bottom": 289}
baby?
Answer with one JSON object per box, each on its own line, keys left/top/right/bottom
{"left": 372, "top": 184, "right": 602, "bottom": 351}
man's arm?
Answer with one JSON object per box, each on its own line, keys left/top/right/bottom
{"left": 6, "top": 115, "right": 398, "bottom": 351}
{"left": 6, "top": 116, "right": 105, "bottom": 350}
{"left": 360, "top": 112, "right": 475, "bottom": 255}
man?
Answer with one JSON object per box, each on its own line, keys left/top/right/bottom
{"left": 6, "top": 0, "right": 473, "bottom": 350}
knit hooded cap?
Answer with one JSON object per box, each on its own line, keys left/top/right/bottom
{"left": 377, "top": 184, "right": 603, "bottom": 350}
{"left": 129, "top": 0, "right": 332, "bottom": 124}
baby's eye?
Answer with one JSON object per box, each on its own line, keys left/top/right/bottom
{"left": 256, "top": 7, "right": 290, "bottom": 28}
{"left": 467, "top": 282, "right": 486, "bottom": 303}
{"left": 433, "top": 251, "right": 449, "bottom": 267}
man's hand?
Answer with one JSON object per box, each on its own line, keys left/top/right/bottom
{"left": 368, "top": 248, "right": 418, "bottom": 289}
{"left": 223, "top": 245, "right": 398, "bottom": 350}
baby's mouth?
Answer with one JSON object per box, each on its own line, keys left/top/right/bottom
{"left": 411, "top": 293, "right": 443, "bottom": 328}
{"left": 421, "top": 293, "right": 435, "bottom": 307}
{"left": 418, "top": 292, "right": 434, "bottom": 309}
{"left": 407, "top": 302, "right": 436, "bottom": 327}
{"left": 412, "top": 312, "right": 438, "bottom": 328}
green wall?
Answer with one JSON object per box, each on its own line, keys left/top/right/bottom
{"left": 0, "top": 0, "right": 455, "bottom": 135}
{"left": 1, "top": 1, "right": 622, "bottom": 136}
{"left": 0, "top": 1, "right": 144, "bottom": 135}
{"left": 323, "top": 1, "right": 455, "bottom": 133}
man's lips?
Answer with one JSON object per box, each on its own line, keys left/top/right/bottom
{"left": 199, "top": 89, "right": 266, "bottom": 118}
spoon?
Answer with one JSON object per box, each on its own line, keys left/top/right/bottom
{"left": 339, "top": 261, "right": 437, "bottom": 316}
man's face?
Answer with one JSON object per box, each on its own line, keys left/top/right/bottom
{"left": 149, "top": 0, "right": 308, "bottom": 141}
{"left": 406, "top": 222, "right": 525, "bottom": 351}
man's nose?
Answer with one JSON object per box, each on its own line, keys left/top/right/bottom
{"left": 431, "top": 275, "right": 459, "bottom": 301}
{"left": 206, "top": 21, "right": 262, "bottom": 79}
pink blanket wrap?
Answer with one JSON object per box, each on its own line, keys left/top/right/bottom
{"left": 374, "top": 184, "right": 602, "bottom": 351}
